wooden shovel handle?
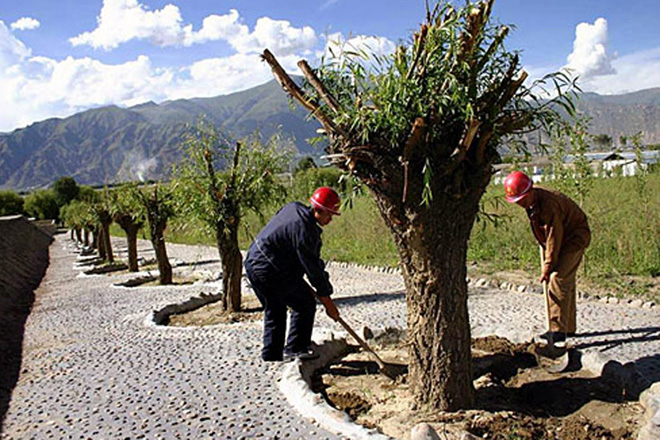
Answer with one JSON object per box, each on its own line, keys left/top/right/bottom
{"left": 335, "top": 316, "right": 388, "bottom": 369}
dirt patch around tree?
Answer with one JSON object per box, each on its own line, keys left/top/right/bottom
{"left": 313, "top": 331, "right": 644, "bottom": 439}
{"left": 167, "top": 292, "right": 263, "bottom": 326}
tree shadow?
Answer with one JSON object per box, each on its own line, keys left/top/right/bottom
{"left": 333, "top": 291, "right": 405, "bottom": 307}
{"left": 571, "top": 326, "right": 660, "bottom": 351}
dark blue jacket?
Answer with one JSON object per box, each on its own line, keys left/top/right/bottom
{"left": 245, "top": 202, "right": 333, "bottom": 297}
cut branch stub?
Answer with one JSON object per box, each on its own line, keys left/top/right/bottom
{"left": 261, "top": 50, "right": 341, "bottom": 137}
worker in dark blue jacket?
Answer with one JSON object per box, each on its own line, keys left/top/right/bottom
{"left": 245, "top": 187, "right": 341, "bottom": 361}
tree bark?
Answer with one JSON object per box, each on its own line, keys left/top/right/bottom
{"left": 370, "top": 176, "right": 486, "bottom": 411}
{"left": 96, "top": 230, "right": 106, "bottom": 260}
{"left": 152, "top": 228, "right": 172, "bottom": 285}
{"left": 83, "top": 229, "right": 90, "bottom": 247}
{"left": 116, "top": 216, "right": 141, "bottom": 272}
{"left": 75, "top": 228, "right": 82, "bottom": 243}
{"left": 124, "top": 226, "right": 140, "bottom": 272}
{"left": 217, "top": 224, "right": 242, "bottom": 312}
{"left": 101, "top": 221, "right": 113, "bottom": 263}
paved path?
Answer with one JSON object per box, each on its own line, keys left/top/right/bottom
{"left": 1, "top": 236, "right": 659, "bottom": 439}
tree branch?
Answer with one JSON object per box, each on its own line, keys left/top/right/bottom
{"left": 401, "top": 118, "right": 427, "bottom": 203}
{"left": 261, "top": 49, "right": 341, "bottom": 137}
{"left": 297, "top": 60, "right": 342, "bottom": 114}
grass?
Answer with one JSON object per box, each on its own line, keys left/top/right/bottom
{"left": 111, "top": 172, "right": 659, "bottom": 300}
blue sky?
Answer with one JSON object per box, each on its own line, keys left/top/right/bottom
{"left": 2, "top": 0, "right": 660, "bottom": 132}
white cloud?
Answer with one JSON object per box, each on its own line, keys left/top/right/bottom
{"left": 70, "top": 0, "right": 318, "bottom": 56}
{"left": 70, "top": 0, "right": 188, "bottom": 50}
{"left": 566, "top": 18, "right": 616, "bottom": 80}
{"left": 0, "top": 20, "right": 32, "bottom": 68}
{"left": 10, "top": 17, "right": 41, "bottom": 31}
{"left": 580, "top": 46, "right": 660, "bottom": 94}
{"left": 230, "top": 17, "right": 317, "bottom": 56}
{"left": 322, "top": 33, "right": 396, "bottom": 68}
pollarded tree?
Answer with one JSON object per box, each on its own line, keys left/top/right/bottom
{"left": 129, "top": 183, "right": 177, "bottom": 285}
{"left": 90, "top": 189, "right": 115, "bottom": 264}
{"left": 175, "top": 123, "right": 289, "bottom": 311}
{"left": 263, "top": 0, "right": 576, "bottom": 410}
{"left": 108, "top": 184, "right": 145, "bottom": 272}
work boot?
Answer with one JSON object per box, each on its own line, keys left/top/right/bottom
{"left": 534, "top": 331, "right": 567, "bottom": 348}
{"left": 283, "top": 348, "right": 319, "bottom": 361}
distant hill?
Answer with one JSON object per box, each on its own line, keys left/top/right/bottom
{"left": 0, "top": 80, "right": 320, "bottom": 191}
{"left": 1, "top": 82, "right": 659, "bottom": 191}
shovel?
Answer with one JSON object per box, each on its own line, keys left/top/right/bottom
{"left": 533, "top": 247, "right": 570, "bottom": 374}
{"left": 333, "top": 315, "right": 402, "bottom": 380}
{"left": 307, "top": 284, "right": 401, "bottom": 380}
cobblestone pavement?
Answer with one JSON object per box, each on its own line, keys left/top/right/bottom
{"left": 2, "top": 236, "right": 659, "bottom": 439}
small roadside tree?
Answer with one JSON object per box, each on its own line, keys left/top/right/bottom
{"left": 129, "top": 183, "right": 177, "bottom": 285}
{"left": 108, "top": 184, "right": 145, "bottom": 272}
{"left": 175, "top": 123, "right": 289, "bottom": 311}
{"left": 263, "top": 0, "right": 576, "bottom": 410}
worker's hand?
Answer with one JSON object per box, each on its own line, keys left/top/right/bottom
{"left": 319, "top": 296, "right": 340, "bottom": 321}
{"left": 539, "top": 271, "right": 550, "bottom": 284}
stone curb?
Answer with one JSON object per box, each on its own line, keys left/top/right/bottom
{"left": 278, "top": 328, "right": 392, "bottom": 439}
{"left": 325, "top": 261, "right": 656, "bottom": 310}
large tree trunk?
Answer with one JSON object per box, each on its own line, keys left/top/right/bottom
{"left": 101, "top": 221, "right": 113, "bottom": 263}
{"left": 370, "top": 176, "right": 486, "bottom": 411}
{"left": 83, "top": 229, "right": 90, "bottom": 247}
{"left": 217, "top": 224, "right": 242, "bottom": 312}
{"left": 75, "top": 228, "right": 82, "bottom": 244}
{"left": 152, "top": 228, "right": 172, "bottom": 285}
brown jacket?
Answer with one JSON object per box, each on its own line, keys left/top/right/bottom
{"left": 526, "top": 187, "right": 591, "bottom": 275}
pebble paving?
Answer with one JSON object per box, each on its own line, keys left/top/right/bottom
{"left": 1, "top": 236, "right": 659, "bottom": 439}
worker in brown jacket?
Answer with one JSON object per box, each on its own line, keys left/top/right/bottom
{"left": 504, "top": 171, "right": 591, "bottom": 346}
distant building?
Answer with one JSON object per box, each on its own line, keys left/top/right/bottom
{"left": 493, "top": 149, "right": 658, "bottom": 183}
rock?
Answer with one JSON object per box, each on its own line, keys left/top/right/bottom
{"left": 459, "top": 431, "right": 482, "bottom": 440}
{"left": 599, "top": 296, "right": 609, "bottom": 303}
{"left": 410, "top": 423, "right": 440, "bottom": 440}
{"left": 643, "top": 301, "right": 656, "bottom": 309}
{"left": 629, "top": 299, "right": 643, "bottom": 308}
{"left": 517, "top": 285, "right": 527, "bottom": 293}
{"left": 607, "top": 297, "right": 620, "bottom": 304}
{"left": 476, "top": 278, "right": 488, "bottom": 288}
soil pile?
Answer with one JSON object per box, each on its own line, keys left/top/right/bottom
{"left": 315, "top": 333, "right": 643, "bottom": 439}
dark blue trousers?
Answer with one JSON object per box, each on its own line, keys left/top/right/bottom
{"left": 245, "top": 261, "right": 316, "bottom": 361}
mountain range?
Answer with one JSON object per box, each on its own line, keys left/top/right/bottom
{"left": 1, "top": 81, "right": 659, "bottom": 191}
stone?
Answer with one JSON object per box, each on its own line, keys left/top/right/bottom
{"left": 517, "top": 285, "right": 527, "bottom": 293}
{"left": 410, "top": 423, "right": 440, "bottom": 440}
{"left": 607, "top": 297, "right": 620, "bottom": 304}
{"left": 629, "top": 299, "right": 643, "bottom": 308}
{"left": 643, "top": 301, "right": 656, "bottom": 309}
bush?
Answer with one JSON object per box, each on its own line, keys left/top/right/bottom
{"left": 0, "top": 190, "right": 24, "bottom": 216}
{"left": 24, "top": 189, "right": 59, "bottom": 220}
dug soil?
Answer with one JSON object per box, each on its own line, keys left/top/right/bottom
{"left": 167, "top": 291, "right": 263, "bottom": 326}
{"left": 314, "top": 332, "right": 644, "bottom": 440}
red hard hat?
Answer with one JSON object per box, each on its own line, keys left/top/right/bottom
{"left": 504, "top": 171, "right": 533, "bottom": 203}
{"left": 310, "top": 187, "right": 341, "bottom": 215}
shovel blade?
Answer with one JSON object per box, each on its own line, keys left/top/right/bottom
{"left": 533, "top": 344, "right": 570, "bottom": 373}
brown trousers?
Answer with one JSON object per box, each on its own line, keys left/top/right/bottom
{"left": 546, "top": 245, "right": 586, "bottom": 333}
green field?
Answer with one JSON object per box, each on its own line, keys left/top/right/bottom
{"left": 112, "top": 172, "right": 659, "bottom": 300}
